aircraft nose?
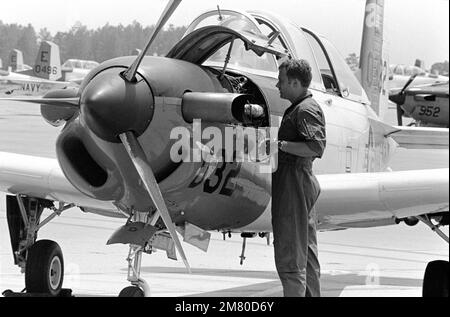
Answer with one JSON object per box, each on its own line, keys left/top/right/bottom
{"left": 80, "top": 68, "right": 154, "bottom": 143}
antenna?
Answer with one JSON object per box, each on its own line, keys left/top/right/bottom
{"left": 217, "top": 5, "right": 223, "bottom": 21}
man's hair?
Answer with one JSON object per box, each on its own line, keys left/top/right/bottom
{"left": 279, "top": 59, "right": 313, "bottom": 88}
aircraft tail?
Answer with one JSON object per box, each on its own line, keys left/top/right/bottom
{"left": 359, "top": 0, "right": 389, "bottom": 118}
{"left": 8, "top": 49, "right": 25, "bottom": 72}
{"left": 29, "top": 41, "right": 63, "bottom": 81}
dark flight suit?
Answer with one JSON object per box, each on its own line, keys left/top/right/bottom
{"left": 272, "top": 92, "right": 326, "bottom": 297}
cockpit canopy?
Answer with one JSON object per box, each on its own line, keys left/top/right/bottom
{"left": 181, "top": 10, "right": 286, "bottom": 76}
{"left": 178, "top": 8, "right": 369, "bottom": 104}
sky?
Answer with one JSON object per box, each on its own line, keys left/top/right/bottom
{"left": 0, "top": 0, "right": 448, "bottom": 67}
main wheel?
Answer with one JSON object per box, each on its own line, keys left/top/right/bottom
{"left": 118, "top": 286, "right": 145, "bottom": 297}
{"left": 25, "top": 240, "right": 64, "bottom": 296}
{"left": 422, "top": 260, "right": 449, "bottom": 297}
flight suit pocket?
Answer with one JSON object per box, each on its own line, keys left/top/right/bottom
{"left": 301, "top": 169, "right": 320, "bottom": 213}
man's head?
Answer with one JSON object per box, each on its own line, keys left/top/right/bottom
{"left": 276, "top": 59, "right": 312, "bottom": 102}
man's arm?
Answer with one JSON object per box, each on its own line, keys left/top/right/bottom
{"left": 279, "top": 141, "right": 317, "bottom": 158}
{"left": 292, "top": 103, "right": 327, "bottom": 158}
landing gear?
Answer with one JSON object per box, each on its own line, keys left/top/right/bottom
{"left": 118, "top": 245, "right": 150, "bottom": 297}
{"left": 119, "top": 286, "right": 145, "bottom": 297}
{"left": 415, "top": 214, "right": 449, "bottom": 297}
{"left": 423, "top": 260, "right": 449, "bottom": 297}
{"left": 114, "top": 211, "right": 159, "bottom": 297}
{"left": 4, "top": 195, "right": 73, "bottom": 297}
{"left": 25, "top": 240, "right": 64, "bottom": 296}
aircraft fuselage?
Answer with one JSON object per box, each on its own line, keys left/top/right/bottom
{"left": 55, "top": 56, "right": 396, "bottom": 232}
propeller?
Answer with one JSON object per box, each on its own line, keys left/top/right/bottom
{"left": 119, "top": 132, "right": 191, "bottom": 273}
{"left": 1, "top": 0, "right": 189, "bottom": 273}
{"left": 108, "top": 0, "right": 189, "bottom": 272}
{"left": 389, "top": 74, "right": 418, "bottom": 126}
{"left": 122, "top": 0, "right": 182, "bottom": 82}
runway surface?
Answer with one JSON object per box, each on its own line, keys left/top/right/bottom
{"left": 0, "top": 100, "right": 448, "bottom": 297}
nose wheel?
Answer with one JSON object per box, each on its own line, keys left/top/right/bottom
{"left": 119, "top": 286, "right": 145, "bottom": 297}
{"left": 118, "top": 245, "right": 150, "bottom": 297}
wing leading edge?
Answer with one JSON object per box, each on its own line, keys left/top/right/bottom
{"left": 0, "top": 152, "right": 119, "bottom": 216}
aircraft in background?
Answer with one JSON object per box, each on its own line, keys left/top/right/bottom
{"left": 0, "top": 41, "right": 77, "bottom": 95}
{"left": 4, "top": 49, "right": 33, "bottom": 72}
{"left": 389, "top": 63, "right": 448, "bottom": 91}
{"left": 61, "top": 59, "right": 100, "bottom": 84}
{"left": 0, "top": 0, "right": 448, "bottom": 297}
{"left": 0, "top": 43, "right": 98, "bottom": 95}
{"left": 356, "top": 6, "right": 449, "bottom": 129}
{"left": 0, "top": 49, "right": 32, "bottom": 80}
{"left": 389, "top": 76, "right": 449, "bottom": 127}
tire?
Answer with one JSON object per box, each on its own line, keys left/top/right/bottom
{"left": 118, "top": 286, "right": 145, "bottom": 297}
{"left": 25, "top": 240, "right": 64, "bottom": 296}
{"left": 422, "top": 260, "right": 449, "bottom": 297}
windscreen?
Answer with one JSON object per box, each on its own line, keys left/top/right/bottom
{"left": 185, "top": 10, "right": 279, "bottom": 75}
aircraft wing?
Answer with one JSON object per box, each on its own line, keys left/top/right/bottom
{"left": 4, "top": 76, "right": 75, "bottom": 87}
{"left": 0, "top": 152, "right": 120, "bottom": 216}
{"left": 2, "top": 151, "right": 448, "bottom": 231}
{"left": 316, "top": 168, "right": 449, "bottom": 229}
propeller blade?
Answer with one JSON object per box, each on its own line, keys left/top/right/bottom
{"left": 119, "top": 131, "right": 191, "bottom": 273}
{"left": 401, "top": 74, "right": 418, "bottom": 94}
{"left": 123, "top": 0, "right": 182, "bottom": 82}
{"left": 0, "top": 97, "right": 80, "bottom": 108}
{"left": 389, "top": 74, "right": 419, "bottom": 107}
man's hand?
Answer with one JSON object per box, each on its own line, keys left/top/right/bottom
{"left": 258, "top": 139, "right": 279, "bottom": 158}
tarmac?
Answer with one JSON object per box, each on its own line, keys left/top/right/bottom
{"left": 0, "top": 100, "right": 448, "bottom": 297}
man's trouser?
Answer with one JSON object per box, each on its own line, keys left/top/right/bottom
{"left": 272, "top": 154, "right": 321, "bottom": 297}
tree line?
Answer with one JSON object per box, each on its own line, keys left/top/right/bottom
{"left": 1, "top": 21, "right": 448, "bottom": 77}
{"left": 0, "top": 20, "right": 187, "bottom": 67}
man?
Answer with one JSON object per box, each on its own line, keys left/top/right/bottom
{"left": 271, "top": 58, "right": 326, "bottom": 297}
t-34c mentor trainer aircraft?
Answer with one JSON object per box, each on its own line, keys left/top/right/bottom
{"left": 0, "top": 0, "right": 448, "bottom": 297}
{"left": 0, "top": 41, "right": 78, "bottom": 96}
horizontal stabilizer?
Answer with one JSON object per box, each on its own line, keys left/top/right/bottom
{"left": 387, "top": 126, "right": 449, "bottom": 149}
{"left": 368, "top": 118, "right": 449, "bottom": 149}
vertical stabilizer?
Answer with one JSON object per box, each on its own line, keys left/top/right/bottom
{"left": 9, "top": 49, "right": 24, "bottom": 72}
{"left": 32, "top": 41, "right": 62, "bottom": 81}
{"left": 360, "top": 0, "right": 389, "bottom": 118}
